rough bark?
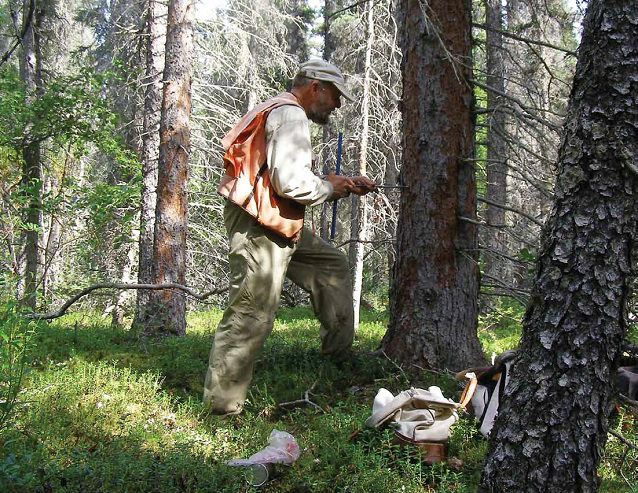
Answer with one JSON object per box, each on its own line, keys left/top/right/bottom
{"left": 134, "top": 0, "right": 165, "bottom": 327}
{"left": 381, "top": 0, "right": 485, "bottom": 371}
{"left": 351, "top": 0, "right": 373, "bottom": 331}
{"left": 145, "top": 0, "right": 193, "bottom": 337}
{"left": 479, "top": 2, "right": 638, "bottom": 491}
{"left": 483, "top": 0, "right": 509, "bottom": 285}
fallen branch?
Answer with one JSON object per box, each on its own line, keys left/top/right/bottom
{"left": 278, "top": 381, "right": 325, "bottom": 412}
{"left": 609, "top": 429, "right": 638, "bottom": 451}
{"left": 26, "top": 283, "right": 228, "bottom": 320}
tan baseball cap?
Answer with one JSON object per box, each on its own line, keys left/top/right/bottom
{"left": 297, "top": 59, "right": 355, "bottom": 102}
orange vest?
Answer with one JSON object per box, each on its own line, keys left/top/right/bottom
{"left": 218, "top": 93, "right": 306, "bottom": 242}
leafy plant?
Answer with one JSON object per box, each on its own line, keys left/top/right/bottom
{"left": 0, "top": 295, "right": 37, "bottom": 433}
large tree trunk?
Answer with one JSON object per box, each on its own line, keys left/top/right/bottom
{"left": 479, "top": 2, "right": 638, "bottom": 491}
{"left": 381, "top": 0, "right": 485, "bottom": 371}
{"left": 145, "top": 0, "right": 193, "bottom": 337}
{"left": 134, "top": 0, "right": 165, "bottom": 328}
{"left": 350, "top": 0, "right": 373, "bottom": 331}
{"left": 482, "top": 0, "right": 509, "bottom": 287}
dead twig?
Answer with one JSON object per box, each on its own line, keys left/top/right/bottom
{"left": 278, "top": 382, "right": 325, "bottom": 413}
{"left": 477, "top": 196, "right": 545, "bottom": 228}
{"left": 472, "top": 22, "right": 577, "bottom": 56}
{"left": 609, "top": 429, "right": 638, "bottom": 451}
{"left": 411, "top": 362, "right": 454, "bottom": 378}
{"left": 619, "top": 394, "right": 638, "bottom": 410}
{"left": 380, "top": 350, "right": 411, "bottom": 384}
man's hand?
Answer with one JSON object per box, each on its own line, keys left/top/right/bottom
{"left": 349, "top": 176, "right": 377, "bottom": 195}
{"left": 325, "top": 172, "right": 356, "bottom": 199}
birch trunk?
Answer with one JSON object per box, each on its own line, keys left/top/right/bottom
{"left": 351, "top": 1, "right": 374, "bottom": 331}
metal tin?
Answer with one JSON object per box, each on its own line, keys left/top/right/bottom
{"left": 247, "top": 463, "right": 272, "bottom": 487}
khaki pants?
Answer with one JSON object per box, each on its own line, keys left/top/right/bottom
{"left": 203, "top": 201, "right": 354, "bottom": 414}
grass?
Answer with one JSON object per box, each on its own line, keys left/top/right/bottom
{"left": 1, "top": 303, "right": 636, "bottom": 492}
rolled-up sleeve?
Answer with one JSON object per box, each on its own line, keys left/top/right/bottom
{"left": 265, "top": 105, "right": 333, "bottom": 206}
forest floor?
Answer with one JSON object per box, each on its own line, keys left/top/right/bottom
{"left": 1, "top": 303, "right": 636, "bottom": 493}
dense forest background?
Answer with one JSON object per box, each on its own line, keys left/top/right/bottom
{"left": 4, "top": 0, "right": 638, "bottom": 491}
{"left": 5, "top": 0, "right": 638, "bottom": 492}
{"left": 0, "top": 0, "right": 583, "bottom": 326}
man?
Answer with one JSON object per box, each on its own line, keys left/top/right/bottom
{"left": 203, "top": 59, "right": 376, "bottom": 416}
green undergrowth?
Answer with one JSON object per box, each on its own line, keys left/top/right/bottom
{"left": 0, "top": 304, "right": 635, "bottom": 492}
{"left": 478, "top": 298, "right": 525, "bottom": 356}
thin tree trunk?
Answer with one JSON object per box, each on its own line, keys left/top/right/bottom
{"left": 111, "top": 229, "right": 139, "bottom": 327}
{"left": 134, "top": 0, "right": 165, "bottom": 328}
{"left": 381, "top": 0, "right": 485, "bottom": 371}
{"left": 320, "top": 0, "right": 337, "bottom": 240}
{"left": 483, "top": 0, "right": 508, "bottom": 286}
{"left": 245, "top": 35, "right": 258, "bottom": 112}
{"left": 19, "top": 0, "right": 42, "bottom": 311}
{"left": 145, "top": 0, "right": 194, "bottom": 337}
{"left": 42, "top": 174, "right": 62, "bottom": 301}
{"left": 287, "top": 0, "right": 310, "bottom": 61}
{"left": 479, "top": 2, "right": 638, "bottom": 491}
{"left": 351, "top": 0, "right": 374, "bottom": 331}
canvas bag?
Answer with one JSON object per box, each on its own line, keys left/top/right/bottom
{"left": 365, "top": 384, "right": 476, "bottom": 443}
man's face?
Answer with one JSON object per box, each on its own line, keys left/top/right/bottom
{"left": 307, "top": 82, "right": 342, "bottom": 125}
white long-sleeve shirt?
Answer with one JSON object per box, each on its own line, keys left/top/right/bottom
{"left": 265, "top": 105, "right": 334, "bottom": 206}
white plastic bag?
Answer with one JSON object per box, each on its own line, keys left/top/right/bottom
{"left": 227, "top": 430, "right": 300, "bottom": 466}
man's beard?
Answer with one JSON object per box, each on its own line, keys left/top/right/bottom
{"left": 307, "top": 107, "right": 331, "bottom": 125}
